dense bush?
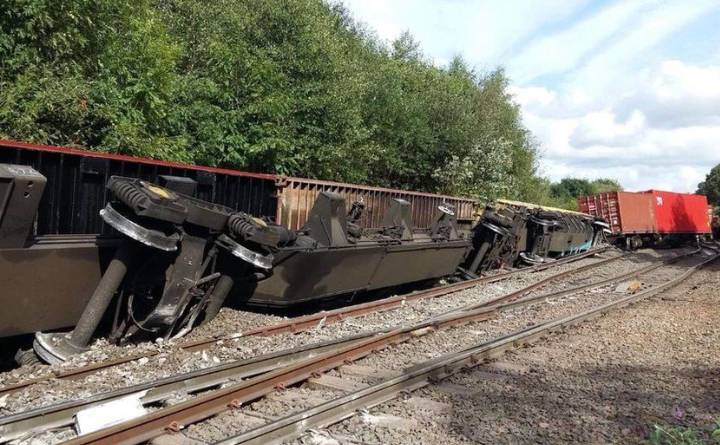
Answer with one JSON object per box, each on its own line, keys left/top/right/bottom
{"left": 542, "top": 177, "right": 623, "bottom": 210}
{"left": 0, "top": 0, "right": 543, "bottom": 203}
{"left": 697, "top": 164, "right": 720, "bottom": 208}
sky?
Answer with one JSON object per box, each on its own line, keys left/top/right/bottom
{"left": 338, "top": 0, "right": 720, "bottom": 192}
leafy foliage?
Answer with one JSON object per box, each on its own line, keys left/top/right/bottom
{"left": 0, "top": 0, "right": 542, "bottom": 202}
{"left": 648, "top": 420, "right": 720, "bottom": 445}
{"left": 545, "top": 177, "right": 623, "bottom": 210}
{"left": 697, "top": 164, "right": 720, "bottom": 208}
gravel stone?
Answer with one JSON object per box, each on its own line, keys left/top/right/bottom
{"left": 2, "top": 248, "right": 698, "bottom": 445}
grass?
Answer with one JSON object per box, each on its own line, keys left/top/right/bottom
{"left": 648, "top": 420, "right": 720, "bottom": 445}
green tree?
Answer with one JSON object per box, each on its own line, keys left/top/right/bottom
{"left": 543, "top": 177, "right": 623, "bottom": 211}
{"left": 697, "top": 164, "right": 720, "bottom": 207}
{"left": 591, "top": 178, "right": 623, "bottom": 193}
{"left": 0, "top": 0, "right": 544, "bottom": 205}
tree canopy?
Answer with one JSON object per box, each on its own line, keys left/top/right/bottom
{"left": 1, "top": 0, "right": 546, "bottom": 204}
{"left": 697, "top": 164, "right": 720, "bottom": 208}
{"left": 546, "top": 178, "right": 623, "bottom": 210}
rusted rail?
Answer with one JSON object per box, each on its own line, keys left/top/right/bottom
{"left": 60, "top": 253, "right": 708, "bottom": 445}
{"left": 0, "top": 247, "right": 612, "bottom": 397}
{"left": 2, "top": 249, "right": 693, "bottom": 443}
{"left": 216, "top": 252, "right": 719, "bottom": 445}
{"left": 183, "top": 247, "right": 616, "bottom": 349}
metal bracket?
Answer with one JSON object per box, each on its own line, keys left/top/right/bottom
{"left": 100, "top": 204, "right": 179, "bottom": 251}
{"left": 216, "top": 234, "right": 273, "bottom": 270}
{"left": 438, "top": 204, "right": 455, "bottom": 216}
{"left": 33, "top": 331, "right": 88, "bottom": 364}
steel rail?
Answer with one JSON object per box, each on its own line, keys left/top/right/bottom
{"left": 0, "top": 336, "right": 370, "bottom": 442}
{"left": 215, "top": 252, "right": 720, "bottom": 445}
{"left": 61, "top": 314, "right": 504, "bottom": 444}
{"left": 1, "top": 249, "right": 684, "bottom": 442}
{"left": 431, "top": 248, "right": 697, "bottom": 320}
{"left": 0, "top": 247, "right": 612, "bottom": 397}
{"left": 62, "top": 253, "right": 706, "bottom": 445}
{"left": 0, "top": 250, "right": 633, "bottom": 441}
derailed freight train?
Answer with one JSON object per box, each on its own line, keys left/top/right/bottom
{"left": 578, "top": 190, "right": 712, "bottom": 248}
{"left": 0, "top": 156, "right": 606, "bottom": 363}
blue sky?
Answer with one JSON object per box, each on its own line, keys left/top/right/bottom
{"left": 338, "top": 0, "right": 720, "bottom": 192}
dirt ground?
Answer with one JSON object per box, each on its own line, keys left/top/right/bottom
{"left": 326, "top": 258, "right": 720, "bottom": 444}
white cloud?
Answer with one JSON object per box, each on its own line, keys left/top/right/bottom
{"left": 617, "top": 60, "right": 720, "bottom": 128}
{"left": 570, "top": 110, "right": 646, "bottom": 148}
{"left": 567, "top": 0, "right": 719, "bottom": 97}
{"left": 338, "top": 0, "right": 720, "bottom": 193}
{"left": 337, "top": 0, "right": 590, "bottom": 66}
{"left": 507, "top": 0, "right": 657, "bottom": 83}
{"left": 515, "top": 60, "right": 720, "bottom": 192}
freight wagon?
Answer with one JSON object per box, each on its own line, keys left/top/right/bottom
{"left": 0, "top": 140, "right": 606, "bottom": 364}
{"left": 578, "top": 190, "right": 712, "bottom": 248}
{"left": 0, "top": 140, "right": 475, "bottom": 234}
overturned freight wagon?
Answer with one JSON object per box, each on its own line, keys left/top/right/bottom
{"left": 578, "top": 190, "right": 712, "bottom": 248}
{"left": 0, "top": 140, "right": 606, "bottom": 363}
{"left": 463, "top": 199, "right": 608, "bottom": 272}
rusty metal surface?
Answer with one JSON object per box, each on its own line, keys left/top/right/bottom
{"left": 579, "top": 192, "right": 655, "bottom": 234}
{"left": 62, "top": 311, "right": 498, "bottom": 445}
{"left": 579, "top": 191, "right": 711, "bottom": 236}
{"left": 275, "top": 177, "right": 475, "bottom": 230}
{"left": 217, "top": 252, "right": 718, "bottom": 445}
{"left": 0, "top": 249, "right": 631, "bottom": 441}
{"left": 1, "top": 251, "right": 623, "bottom": 441}
{"left": 65, "top": 250, "right": 694, "bottom": 445}
{"left": 616, "top": 192, "right": 657, "bottom": 234}
{"left": 0, "top": 140, "right": 475, "bottom": 236}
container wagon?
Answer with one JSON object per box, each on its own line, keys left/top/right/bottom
{"left": 0, "top": 140, "right": 606, "bottom": 364}
{"left": 578, "top": 190, "right": 711, "bottom": 248}
{"left": 0, "top": 139, "right": 476, "bottom": 234}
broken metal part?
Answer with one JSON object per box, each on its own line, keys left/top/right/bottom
{"left": 519, "top": 252, "right": 545, "bottom": 265}
{"left": 227, "top": 213, "right": 287, "bottom": 248}
{"left": 430, "top": 204, "right": 459, "bottom": 241}
{"left": 100, "top": 204, "right": 178, "bottom": 252}
{"left": 381, "top": 199, "right": 414, "bottom": 241}
{"left": 301, "top": 192, "right": 350, "bottom": 246}
{"left": 216, "top": 234, "right": 273, "bottom": 270}
{"left": 13, "top": 348, "right": 40, "bottom": 367}
{"left": 67, "top": 243, "right": 134, "bottom": 351}
{"left": 201, "top": 275, "right": 235, "bottom": 325}
{"left": 134, "top": 234, "right": 209, "bottom": 335}
{"left": 172, "top": 274, "right": 233, "bottom": 339}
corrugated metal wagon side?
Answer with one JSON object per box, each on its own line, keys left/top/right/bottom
{"left": 580, "top": 189, "right": 711, "bottom": 250}
{"left": 275, "top": 176, "right": 476, "bottom": 230}
{"left": 0, "top": 140, "right": 279, "bottom": 236}
{"left": 0, "top": 140, "right": 475, "bottom": 235}
{"left": 578, "top": 191, "right": 655, "bottom": 235}
{"left": 647, "top": 190, "right": 711, "bottom": 234}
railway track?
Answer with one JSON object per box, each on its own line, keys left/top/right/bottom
{"left": 221, "top": 252, "right": 719, "bottom": 445}
{"left": 0, "top": 247, "right": 615, "bottom": 397}
{"left": 0, "top": 248, "right": 709, "bottom": 444}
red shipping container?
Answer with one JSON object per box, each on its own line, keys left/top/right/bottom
{"left": 578, "top": 190, "right": 711, "bottom": 235}
{"left": 646, "top": 190, "right": 711, "bottom": 234}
